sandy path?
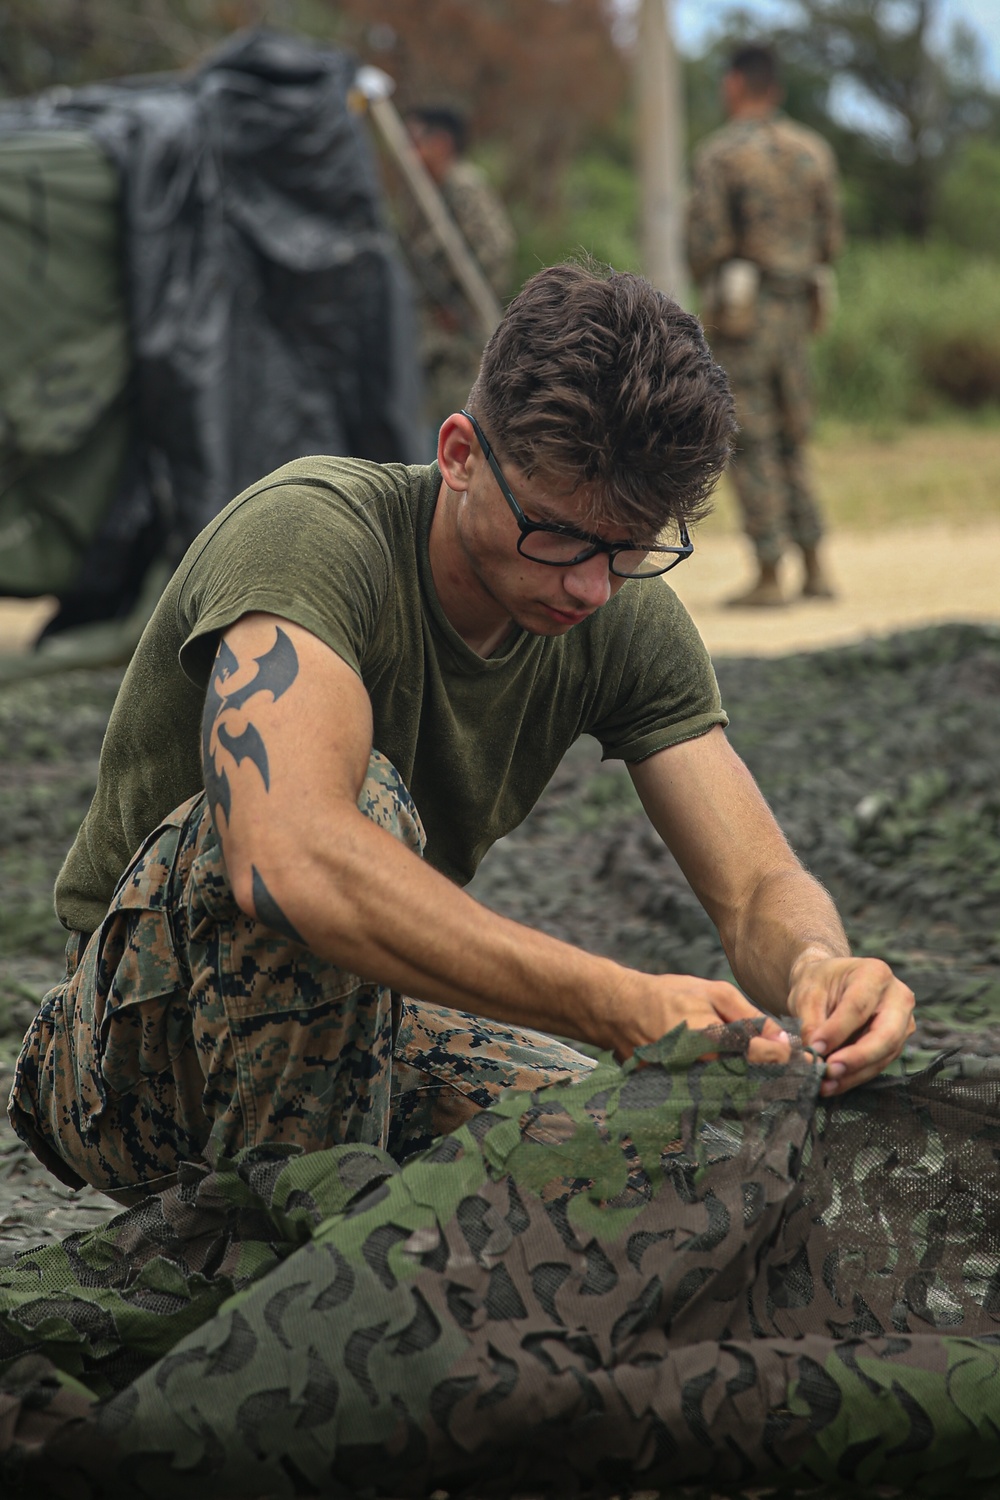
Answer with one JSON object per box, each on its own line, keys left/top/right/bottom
{"left": 661, "top": 518, "right": 1000, "bottom": 657}
{"left": 0, "top": 597, "right": 57, "bottom": 654}
{"left": 1, "top": 519, "right": 999, "bottom": 661}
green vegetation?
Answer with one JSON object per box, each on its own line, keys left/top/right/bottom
{"left": 814, "top": 240, "right": 1000, "bottom": 423}
{"left": 696, "top": 416, "right": 1000, "bottom": 537}
{"left": 510, "top": 140, "right": 1000, "bottom": 432}
{"left": 511, "top": 121, "right": 642, "bottom": 287}
{"left": 6, "top": 0, "right": 1000, "bottom": 435}
{"left": 937, "top": 140, "right": 1000, "bottom": 255}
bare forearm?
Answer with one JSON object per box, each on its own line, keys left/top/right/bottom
{"left": 722, "top": 864, "right": 850, "bottom": 1015}
{"left": 204, "top": 619, "right": 783, "bottom": 1063}
{"left": 240, "top": 807, "right": 630, "bottom": 1051}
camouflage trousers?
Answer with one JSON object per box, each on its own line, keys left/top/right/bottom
{"left": 714, "top": 295, "right": 826, "bottom": 565}
{"left": 8, "top": 751, "right": 594, "bottom": 1201}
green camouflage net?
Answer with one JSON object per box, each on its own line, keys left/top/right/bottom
{"left": 2, "top": 1023, "right": 1000, "bottom": 1498}
{"left": 2, "top": 623, "right": 1000, "bottom": 1494}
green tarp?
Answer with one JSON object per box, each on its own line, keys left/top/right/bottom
{"left": 0, "top": 31, "right": 422, "bottom": 649}
{"left": 0, "top": 132, "right": 130, "bottom": 598}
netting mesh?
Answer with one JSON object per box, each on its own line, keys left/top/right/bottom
{"left": 2, "top": 1027, "right": 1000, "bottom": 1497}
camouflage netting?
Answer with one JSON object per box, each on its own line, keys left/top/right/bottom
{"left": 0, "top": 621, "right": 999, "bottom": 1493}
{"left": 3, "top": 1028, "right": 1000, "bottom": 1496}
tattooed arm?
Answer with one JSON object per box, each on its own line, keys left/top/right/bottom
{"left": 201, "top": 613, "right": 790, "bottom": 1062}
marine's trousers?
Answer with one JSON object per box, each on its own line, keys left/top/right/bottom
{"left": 8, "top": 751, "right": 594, "bottom": 1200}
{"left": 714, "top": 295, "right": 826, "bottom": 566}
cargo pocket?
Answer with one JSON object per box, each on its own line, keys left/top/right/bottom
{"left": 73, "top": 815, "right": 196, "bottom": 1138}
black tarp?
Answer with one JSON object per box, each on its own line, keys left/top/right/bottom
{"left": 0, "top": 29, "right": 421, "bottom": 634}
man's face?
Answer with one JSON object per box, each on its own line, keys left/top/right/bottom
{"left": 456, "top": 446, "right": 635, "bottom": 638}
{"left": 722, "top": 69, "right": 746, "bottom": 116}
{"left": 406, "top": 121, "right": 455, "bottom": 185}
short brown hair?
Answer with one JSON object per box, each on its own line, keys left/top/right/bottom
{"left": 468, "top": 261, "right": 736, "bottom": 536}
{"left": 729, "top": 43, "right": 779, "bottom": 97}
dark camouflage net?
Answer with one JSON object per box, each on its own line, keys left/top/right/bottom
{"left": 2, "top": 625, "right": 999, "bottom": 1493}
{"left": 2, "top": 1023, "right": 1000, "bottom": 1498}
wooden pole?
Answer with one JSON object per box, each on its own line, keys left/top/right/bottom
{"left": 636, "top": 0, "right": 689, "bottom": 306}
{"left": 354, "top": 66, "right": 503, "bottom": 342}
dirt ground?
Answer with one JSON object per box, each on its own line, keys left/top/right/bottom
{"left": 666, "top": 517, "right": 1000, "bottom": 656}
{"left": 0, "top": 517, "right": 999, "bottom": 1264}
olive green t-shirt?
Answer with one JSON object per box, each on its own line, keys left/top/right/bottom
{"left": 55, "top": 458, "right": 728, "bottom": 934}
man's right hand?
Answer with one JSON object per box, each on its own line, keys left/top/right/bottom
{"left": 605, "top": 971, "right": 792, "bottom": 1068}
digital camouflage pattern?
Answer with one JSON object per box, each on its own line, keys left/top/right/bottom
{"left": 712, "top": 295, "right": 824, "bottom": 564}
{"left": 686, "top": 117, "right": 842, "bottom": 287}
{"left": 2, "top": 1025, "right": 1000, "bottom": 1496}
{"left": 9, "top": 752, "right": 592, "bottom": 1197}
{"left": 686, "top": 116, "right": 843, "bottom": 566}
{"left": 404, "top": 159, "right": 516, "bottom": 432}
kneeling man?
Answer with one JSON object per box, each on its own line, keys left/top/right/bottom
{"left": 10, "top": 263, "right": 913, "bottom": 1199}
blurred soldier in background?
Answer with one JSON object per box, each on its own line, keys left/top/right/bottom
{"left": 404, "top": 106, "right": 516, "bottom": 452}
{"left": 686, "top": 44, "right": 843, "bottom": 608}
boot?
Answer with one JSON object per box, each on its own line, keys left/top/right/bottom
{"left": 800, "top": 545, "right": 836, "bottom": 600}
{"left": 723, "top": 560, "right": 786, "bottom": 609}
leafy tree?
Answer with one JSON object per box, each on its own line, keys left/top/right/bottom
{"left": 783, "top": 0, "right": 999, "bottom": 235}
{"left": 937, "top": 139, "right": 1000, "bottom": 254}
{"left": 691, "top": 0, "right": 1000, "bottom": 239}
{"left": 0, "top": 0, "right": 626, "bottom": 219}
{"left": 0, "top": 0, "right": 258, "bottom": 97}
{"left": 333, "top": 0, "right": 627, "bottom": 210}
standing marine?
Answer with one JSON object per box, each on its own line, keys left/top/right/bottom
{"left": 403, "top": 105, "right": 516, "bottom": 452}
{"left": 686, "top": 43, "right": 843, "bottom": 607}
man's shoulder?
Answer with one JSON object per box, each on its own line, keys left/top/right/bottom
{"left": 695, "top": 115, "right": 836, "bottom": 174}
{"left": 443, "top": 161, "right": 514, "bottom": 238}
{"left": 214, "top": 456, "right": 431, "bottom": 535}
{"left": 236, "top": 454, "right": 420, "bottom": 504}
{"left": 770, "top": 115, "right": 839, "bottom": 174}
{"left": 445, "top": 158, "right": 498, "bottom": 202}
{"left": 692, "top": 120, "right": 739, "bottom": 170}
{"left": 180, "top": 459, "right": 436, "bottom": 592}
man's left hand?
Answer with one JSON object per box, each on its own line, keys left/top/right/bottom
{"left": 787, "top": 954, "right": 915, "bottom": 1097}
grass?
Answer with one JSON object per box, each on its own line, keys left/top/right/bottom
{"left": 700, "top": 416, "right": 1000, "bottom": 536}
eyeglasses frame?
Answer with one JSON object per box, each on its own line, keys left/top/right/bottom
{"left": 459, "top": 408, "right": 693, "bottom": 579}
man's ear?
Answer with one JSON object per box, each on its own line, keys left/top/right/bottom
{"left": 437, "top": 411, "right": 477, "bottom": 491}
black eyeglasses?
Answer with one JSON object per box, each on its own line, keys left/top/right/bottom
{"left": 460, "top": 409, "right": 693, "bottom": 579}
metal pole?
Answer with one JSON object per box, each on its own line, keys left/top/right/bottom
{"left": 354, "top": 66, "right": 503, "bottom": 342}
{"left": 636, "top": 0, "right": 690, "bottom": 306}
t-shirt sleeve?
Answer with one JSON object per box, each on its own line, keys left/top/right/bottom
{"left": 175, "top": 476, "right": 392, "bottom": 686}
{"left": 587, "top": 577, "right": 728, "bottom": 761}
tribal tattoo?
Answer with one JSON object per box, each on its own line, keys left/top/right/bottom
{"left": 201, "top": 626, "right": 299, "bottom": 832}
{"left": 201, "top": 627, "right": 304, "bottom": 942}
{"left": 252, "top": 865, "right": 305, "bottom": 945}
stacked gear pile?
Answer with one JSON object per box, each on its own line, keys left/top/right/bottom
{"left": 2, "top": 1024, "right": 1000, "bottom": 1497}
{"left": 0, "top": 29, "right": 420, "bottom": 645}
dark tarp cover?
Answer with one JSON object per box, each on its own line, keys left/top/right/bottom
{"left": 2, "top": 1023, "right": 1000, "bottom": 1498}
{"left": 0, "top": 29, "right": 421, "bottom": 630}
{"left": 0, "top": 132, "right": 130, "bottom": 601}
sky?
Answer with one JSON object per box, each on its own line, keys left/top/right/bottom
{"left": 672, "top": 0, "right": 1000, "bottom": 83}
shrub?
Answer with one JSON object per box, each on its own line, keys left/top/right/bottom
{"left": 936, "top": 141, "right": 1000, "bottom": 257}
{"left": 815, "top": 241, "right": 1000, "bottom": 421}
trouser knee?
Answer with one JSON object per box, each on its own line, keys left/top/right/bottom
{"left": 358, "top": 749, "right": 426, "bottom": 856}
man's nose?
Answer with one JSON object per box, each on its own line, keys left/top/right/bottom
{"left": 562, "top": 552, "right": 613, "bottom": 608}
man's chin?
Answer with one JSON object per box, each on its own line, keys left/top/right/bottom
{"left": 538, "top": 603, "right": 593, "bottom": 630}
{"left": 518, "top": 611, "right": 576, "bottom": 638}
